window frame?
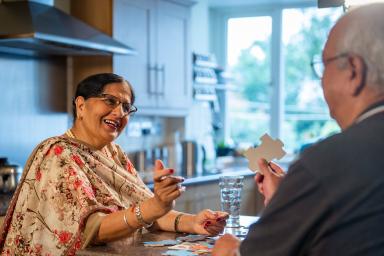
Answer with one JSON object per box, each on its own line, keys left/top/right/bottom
{"left": 209, "top": 1, "right": 328, "bottom": 148}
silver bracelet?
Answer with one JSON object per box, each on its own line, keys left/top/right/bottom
{"left": 123, "top": 212, "right": 130, "bottom": 228}
{"left": 134, "top": 204, "right": 153, "bottom": 229}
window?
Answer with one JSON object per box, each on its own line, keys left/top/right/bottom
{"left": 221, "top": 5, "right": 342, "bottom": 153}
{"left": 226, "top": 16, "right": 272, "bottom": 146}
{"left": 282, "top": 7, "right": 342, "bottom": 153}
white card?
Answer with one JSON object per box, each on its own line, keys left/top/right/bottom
{"left": 244, "top": 133, "right": 286, "bottom": 174}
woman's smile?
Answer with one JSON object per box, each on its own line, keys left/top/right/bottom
{"left": 103, "top": 118, "right": 122, "bottom": 131}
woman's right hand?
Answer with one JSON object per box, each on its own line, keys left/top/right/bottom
{"left": 152, "top": 160, "right": 185, "bottom": 216}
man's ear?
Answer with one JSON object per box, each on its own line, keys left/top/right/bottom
{"left": 347, "top": 55, "right": 367, "bottom": 96}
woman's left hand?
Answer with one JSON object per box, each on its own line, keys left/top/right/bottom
{"left": 192, "top": 209, "right": 228, "bottom": 236}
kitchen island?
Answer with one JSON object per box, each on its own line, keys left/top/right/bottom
{"left": 76, "top": 216, "right": 259, "bottom": 256}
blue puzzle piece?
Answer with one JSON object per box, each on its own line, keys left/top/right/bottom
{"left": 162, "top": 250, "right": 196, "bottom": 256}
{"left": 143, "top": 239, "right": 180, "bottom": 247}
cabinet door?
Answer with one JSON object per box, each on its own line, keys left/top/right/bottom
{"left": 156, "top": 0, "right": 191, "bottom": 111}
{"left": 113, "top": 0, "right": 157, "bottom": 109}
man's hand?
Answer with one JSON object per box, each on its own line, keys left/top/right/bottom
{"left": 152, "top": 160, "right": 185, "bottom": 216}
{"left": 212, "top": 234, "right": 241, "bottom": 256}
{"left": 255, "top": 158, "right": 285, "bottom": 206}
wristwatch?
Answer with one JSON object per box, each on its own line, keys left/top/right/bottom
{"left": 134, "top": 204, "right": 153, "bottom": 229}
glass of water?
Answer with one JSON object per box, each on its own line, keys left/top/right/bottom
{"left": 219, "top": 175, "right": 244, "bottom": 228}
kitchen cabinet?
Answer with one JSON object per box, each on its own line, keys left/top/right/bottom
{"left": 70, "top": 0, "right": 114, "bottom": 98}
{"left": 174, "top": 176, "right": 265, "bottom": 216}
{"left": 113, "top": 0, "right": 194, "bottom": 116}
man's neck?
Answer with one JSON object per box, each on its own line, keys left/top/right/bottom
{"left": 342, "top": 93, "right": 384, "bottom": 130}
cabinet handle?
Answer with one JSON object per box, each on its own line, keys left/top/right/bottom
{"left": 148, "top": 64, "right": 157, "bottom": 95}
{"left": 160, "top": 64, "right": 165, "bottom": 96}
{"left": 155, "top": 64, "right": 162, "bottom": 95}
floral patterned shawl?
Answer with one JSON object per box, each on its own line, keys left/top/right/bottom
{"left": 0, "top": 135, "right": 153, "bottom": 256}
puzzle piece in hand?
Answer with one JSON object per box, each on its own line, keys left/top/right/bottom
{"left": 143, "top": 239, "right": 180, "bottom": 247}
{"left": 244, "top": 133, "right": 286, "bottom": 174}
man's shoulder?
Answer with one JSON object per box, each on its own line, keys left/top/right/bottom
{"left": 295, "top": 115, "right": 384, "bottom": 173}
{"left": 308, "top": 114, "right": 383, "bottom": 150}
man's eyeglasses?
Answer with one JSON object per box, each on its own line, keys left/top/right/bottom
{"left": 311, "top": 53, "right": 349, "bottom": 79}
{"left": 94, "top": 93, "right": 137, "bottom": 116}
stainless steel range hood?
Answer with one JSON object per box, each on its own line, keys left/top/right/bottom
{"left": 0, "top": 1, "right": 136, "bottom": 56}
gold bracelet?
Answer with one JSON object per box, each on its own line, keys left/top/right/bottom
{"left": 134, "top": 204, "right": 153, "bottom": 229}
{"left": 174, "top": 213, "right": 184, "bottom": 233}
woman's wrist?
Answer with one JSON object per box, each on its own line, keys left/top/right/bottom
{"left": 134, "top": 204, "right": 154, "bottom": 229}
{"left": 148, "top": 197, "right": 172, "bottom": 217}
{"left": 97, "top": 208, "right": 140, "bottom": 242}
{"left": 174, "top": 213, "right": 184, "bottom": 233}
{"left": 137, "top": 197, "right": 169, "bottom": 228}
{"left": 173, "top": 213, "right": 196, "bottom": 233}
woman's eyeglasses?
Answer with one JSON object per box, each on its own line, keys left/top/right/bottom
{"left": 94, "top": 93, "right": 137, "bottom": 115}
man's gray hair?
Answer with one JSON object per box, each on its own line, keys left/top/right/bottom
{"left": 336, "top": 3, "right": 384, "bottom": 91}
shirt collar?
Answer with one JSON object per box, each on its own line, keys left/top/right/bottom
{"left": 355, "top": 99, "right": 384, "bottom": 124}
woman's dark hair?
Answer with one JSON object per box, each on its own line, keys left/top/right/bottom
{"left": 72, "top": 73, "right": 135, "bottom": 120}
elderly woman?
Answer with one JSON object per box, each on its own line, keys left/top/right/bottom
{"left": 0, "top": 73, "right": 227, "bottom": 255}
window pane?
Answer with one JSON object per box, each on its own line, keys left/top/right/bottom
{"left": 282, "top": 7, "right": 342, "bottom": 153}
{"left": 227, "top": 16, "right": 272, "bottom": 146}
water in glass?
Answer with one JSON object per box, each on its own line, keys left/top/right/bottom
{"left": 219, "top": 175, "right": 244, "bottom": 227}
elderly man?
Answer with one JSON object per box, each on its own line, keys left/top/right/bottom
{"left": 213, "top": 3, "right": 384, "bottom": 256}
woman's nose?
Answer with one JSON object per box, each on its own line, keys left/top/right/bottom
{"left": 112, "top": 103, "right": 127, "bottom": 117}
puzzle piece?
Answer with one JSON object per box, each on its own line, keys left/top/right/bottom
{"left": 169, "top": 242, "right": 212, "bottom": 251}
{"left": 176, "top": 234, "right": 208, "bottom": 242}
{"left": 162, "top": 250, "right": 196, "bottom": 256}
{"left": 168, "top": 243, "right": 195, "bottom": 250}
{"left": 244, "top": 133, "right": 286, "bottom": 174}
{"left": 143, "top": 239, "right": 180, "bottom": 247}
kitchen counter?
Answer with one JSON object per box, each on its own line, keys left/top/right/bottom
{"left": 145, "top": 167, "right": 254, "bottom": 189}
{"left": 76, "top": 215, "right": 259, "bottom": 256}
{"left": 144, "top": 157, "right": 290, "bottom": 188}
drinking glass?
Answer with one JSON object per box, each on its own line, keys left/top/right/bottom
{"left": 219, "top": 175, "right": 244, "bottom": 228}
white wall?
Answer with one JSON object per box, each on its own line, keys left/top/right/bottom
{"left": 190, "top": 0, "right": 210, "bottom": 53}
{"left": 185, "top": 0, "right": 214, "bottom": 143}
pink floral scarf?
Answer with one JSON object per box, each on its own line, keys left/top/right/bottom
{"left": 0, "top": 136, "right": 153, "bottom": 255}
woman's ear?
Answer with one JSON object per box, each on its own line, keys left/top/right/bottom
{"left": 75, "top": 96, "right": 85, "bottom": 120}
{"left": 347, "top": 55, "right": 367, "bottom": 96}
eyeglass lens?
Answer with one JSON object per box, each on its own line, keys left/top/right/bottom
{"left": 311, "top": 55, "right": 323, "bottom": 79}
{"left": 100, "top": 94, "right": 137, "bottom": 114}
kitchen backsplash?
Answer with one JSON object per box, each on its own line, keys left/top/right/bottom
{"left": 0, "top": 54, "right": 68, "bottom": 167}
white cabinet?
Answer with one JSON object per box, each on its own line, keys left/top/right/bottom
{"left": 113, "top": 0, "right": 194, "bottom": 116}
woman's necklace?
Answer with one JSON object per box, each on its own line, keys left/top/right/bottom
{"left": 65, "top": 129, "right": 76, "bottom": 139}
{"left": 65, "top": 129, "right": 110, "bottom": 158}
